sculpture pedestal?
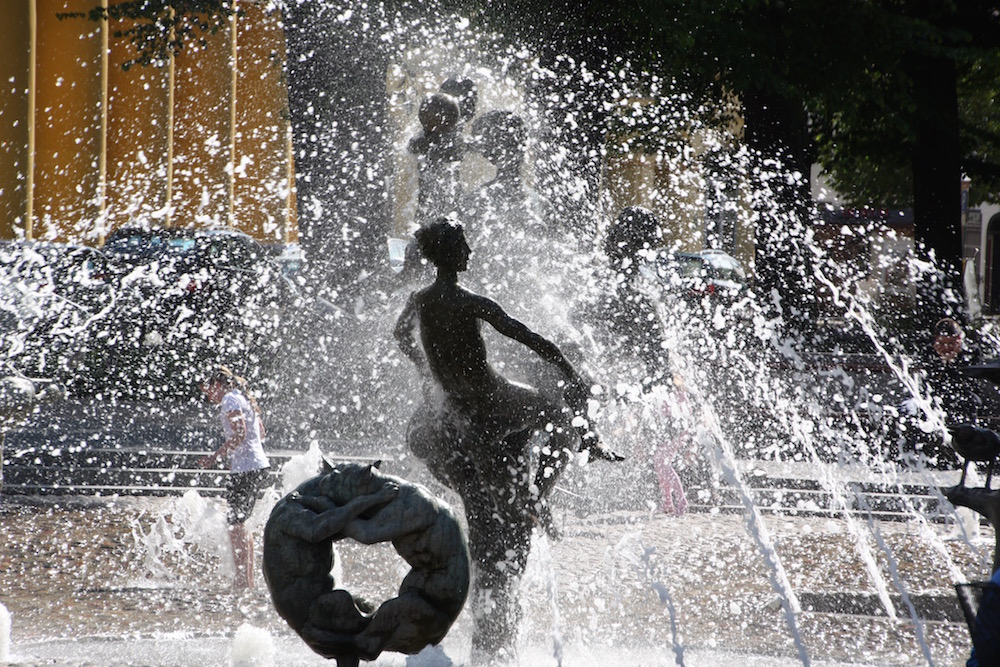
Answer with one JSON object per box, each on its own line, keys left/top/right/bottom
{"left": 945, "top": 485, "right": 1000, "bottom": 573}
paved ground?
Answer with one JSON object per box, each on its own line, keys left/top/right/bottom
{"left": 0, "top": 473, "right": 989, "bottom": 667}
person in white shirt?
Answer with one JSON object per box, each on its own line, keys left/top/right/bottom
{"left": 198, "top": 365, "right": 271, "bottom": 590}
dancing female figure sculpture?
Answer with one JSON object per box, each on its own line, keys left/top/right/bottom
{"left": 393, "top": 217, "right": 620, "bottom": 661}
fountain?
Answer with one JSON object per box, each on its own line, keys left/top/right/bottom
{"left": 0, "top": 2, "right": 995, "bottom": 667}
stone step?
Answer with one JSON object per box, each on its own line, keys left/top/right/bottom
{"left": 0, "top": 445, "right": 391, "bottom": 496}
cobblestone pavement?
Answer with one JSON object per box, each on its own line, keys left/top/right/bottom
{"left": 0, "top": 488, "right": 989, "bottom": 667}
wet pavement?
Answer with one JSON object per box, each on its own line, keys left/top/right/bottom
{"left": 0, "top": 481, "right": 988, "bottom": 667}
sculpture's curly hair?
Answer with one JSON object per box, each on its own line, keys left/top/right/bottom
{"left": 414, "top": 218, "right": 464, "bottom": 268}
{"left": 418, "top": 92, "right": 460, "bottom": 134}
{"left": 440, "top": 75, "right": 478, "bottom": 121}
{"left": 604, "top": 205, "right": 663, "bottom": 264}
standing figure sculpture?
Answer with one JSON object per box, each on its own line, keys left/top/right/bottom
{"left": 408, "top": 92, "right": 465, "bottom": 224}
{"left": 467, "top": 110, "right": 528, "bottom": 213}
{"left": 394, "top": 217, "right": 620, "bottom": 662}
{"left": 263, "top": 460, "right": 470, "bottom": 667}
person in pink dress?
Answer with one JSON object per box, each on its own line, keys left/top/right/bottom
{"left": 653, "top": 376, "right": 695, "bottom": 516}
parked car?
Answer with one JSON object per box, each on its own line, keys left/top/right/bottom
{"left": 0, "top": 241, "right": 113, "bottom": 307}
{"left": 641, "top": 249, "right": 748, "bottom": 302}
{"left": 0, "top": 241, "right": 115, "bottom": 382}
{"left": 97, "top": 227, "right": 297, "bottom": 395}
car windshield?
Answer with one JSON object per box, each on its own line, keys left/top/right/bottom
{"left": 674, "top": 256, "right": 706, "bottom": 278}
{"left": 105, "top": 232, "right": 204, "bottom": 260}
{"left": 164, "top": 238, "right": 197, "bottom": 254}
{"left": 647, "top": 251, "right": 746, "bottom": 289}
{"left": 105, "top": 232, "right": 167, "bottom": 256}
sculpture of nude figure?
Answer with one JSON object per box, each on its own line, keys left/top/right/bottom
{"left": 393, "top": 218, "right": 620, "bottom": 660}
{"left": 395, "top": 218, "right": 618, "bottom": 523}
{"left": 408, "top": 92, "right": 464, "bottom": 224}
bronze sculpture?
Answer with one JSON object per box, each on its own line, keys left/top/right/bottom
{"left": 394, "top": 218, "right": 619, "bottom": 661}
{"left": 263, "top": 460, "right": 470, "bottom": 667}
{"left": 408, "top": 92, "right": 465, "bottom": 224}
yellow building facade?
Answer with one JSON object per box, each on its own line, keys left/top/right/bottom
{"left": 0, "top": 1, "right": 297, "bottom": 247}
{"left": 601, "top": 96, "right": 756, "bottom": 273}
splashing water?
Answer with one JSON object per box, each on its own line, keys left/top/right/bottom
{"left": 405, "top": 644, "right": 455, "bottom": 666}
{"left": 698, "top": 402, "right": 811, "bottom": 667}
{"left": 128, "top": 490, "right": 254, "bottom": 586}
{"left": 3, "top": 4, "right": 994, "bottom": 666}
{"left": 0, "top": 601, "right": 10, "bottom": 662}
{"left": 230, "top": 623, "right": 277, "bottom": 667}
{"left": 531, "top": 535, "right": 564, "bottom": 667}
{"left": 615, "top": 536, "right": 686, "bottom": 667}
{"left": 136, "top": 10, "right": 986, "bottom": 663}
{"left": 277, "top": 441, "right": 327, "bottom": 493}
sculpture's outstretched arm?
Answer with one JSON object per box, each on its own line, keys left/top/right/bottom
{"left": 472, "top": 294, "right": 579, "bottom": 382}
{"left": 473, "top": 293, "right": 600, "bottom": 425}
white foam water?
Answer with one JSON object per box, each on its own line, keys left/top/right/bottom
{"left": 230, "top": 623, "right": 277, "bottom": 667}
{"left": 0, "top": 600, "right": 10, "bottom": 662}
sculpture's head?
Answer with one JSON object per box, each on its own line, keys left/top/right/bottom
{"left": 472, "top": 110, "right": 525, "bottom": 171}
{"left": 419, "top": 92, "right": 460, "bottom": 136}
{"left": 315, "top": 460, "right": 387, "bottom": 505}
{"left": 604, "top": 205, "right": 663, "bottom": 270}
{"left": 439, "top": 75, "right": 478, "bottom": 122}
{"left": 415, "top": 218, "right": 470, "bottom": 272}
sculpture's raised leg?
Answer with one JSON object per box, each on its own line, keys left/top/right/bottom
{"left": 409, "top": 412, "right": 536, "bottom": 662}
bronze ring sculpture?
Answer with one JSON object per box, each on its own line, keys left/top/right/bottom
{"left": 263, "top": 461, "right": 470, "bottom": 667}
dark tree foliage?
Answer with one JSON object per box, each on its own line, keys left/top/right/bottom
{"left": 58, "top": 1, "right": 237, "bottom": 70}
{"left": 958, "top": 54, "right": 1000, "bottom": 205}
{"left": 461, "top": 0, "right": 1000, "bottom": 286}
